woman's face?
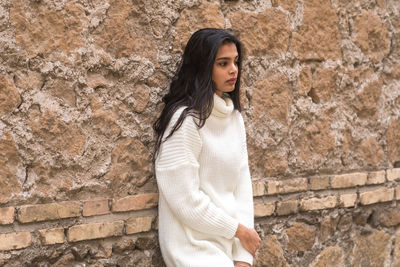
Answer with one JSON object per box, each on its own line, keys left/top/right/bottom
{"left": 212, "top": 42, "right": 239, "bottom": 97}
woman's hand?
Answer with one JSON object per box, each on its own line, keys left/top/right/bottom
{"left": 235, "top": 261, "right": 251, "bottom": 267}
{"left": 234, "top": 223, "right": 261, "bottom": 256}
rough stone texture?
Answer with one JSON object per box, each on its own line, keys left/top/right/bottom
{"left": 387, "top": 168, "right": 400, "bottom": 182}
{"left": 68, "top": 221, "right": 124, "bottom": 242}
{"left": 255, "top": 235, "right": 288, "bottom": 267}
{"left": 230, "top": 8, "right": 290, "bottom": 57}
{"left": 276, "top": 200, "right": 298, "bottom": 216}
{"left": 309, "top": 68, "right": 338, "bottom": 104}
{"left": 309, "top": 176, "right": 330, "bottom": 190}
{"left": 311, "top": 246, "right": 344, "bottom": 267}
{"left": 18, "top": 202, "right": 80, "bottom": 223}
{"left": 38, "top": 228, "right": 65, "bottom": 245}
{"left": 0, "top": 75, "right": 21, "bottom": 116}
{"left": 285, "top": 222, "right": 316, "bottom": 252}
{"left": 254, "top": 202, "right": 275, "bottom": 218}
{"left": 367, "top": 170, "right": 386, "bottom": 184}
{"left": 340, "top": 193, "right": 357, "bottom": 208}
{"left": 395, "top": 231, "right": 400, "bottom": 267}
{"left": 331, "top": 172, "right": 367, "bottom": 189}
{"left": 291, "top": 0, "right": 341, "bottom": 60}
{"left": 353, "top": 79, "right": 383, "bottom": 119}
{"left": 267, "top": 178, "right": 307, "bottom": 195}
{"left": 300, "top": 196, "right": 337, "bottom": 211}
{"left": 83, "top": 199, "right": 110, "bottom": 217}
{"left": 126, "top": 216, "right": 153, "bottom": 234}
{"left": 360, "top": 188, "right": 394, "bottom": 205}
{"left": 0, "top": 207, "right": 15, "bottom": 225}
{"left": 353, "top": 10, "right": 390, "bottom": 63}
{"left": 372, "top": 207, "right": 400, "bottom": 227}
{"left": 0, "top": 232, "right": 31, "bottom": 251}
{"left": 350, "top": 230, "right": 391, "bottom": 267}
{"left": 252, "top": 181, "right": 266, "bottom": 197}
{"left": 112, "top": 193, "right": 158, "bottom": 212}
{"left": 386, "top": 119, "right": 400, "bottom": 165}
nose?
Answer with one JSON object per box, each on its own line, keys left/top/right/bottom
{"left": 229, "top": 63, "right": 238, "bottom": 75}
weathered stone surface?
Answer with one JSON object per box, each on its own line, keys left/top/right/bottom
{"left": 90, "top": 98, "right": 122, "bottom": 138}
{"left": 248, "top": 141, "right": 288, "bottom": 177}
{"left": 291, "top": 0, "right": 341, "bottom": 60}
{"left": 387, "top": 168, "right": 400, "bottom": 181}
{"left": 255, "top": 235, "right": 288, "bottom": 267}
{"left": 360, "top": 188, "right": 394, "bottom": 205}
{"left": 267, "top": 178, "right": 307, "bottom": 195}
{"left": 298, "top": 66, "right": 312, "bottom": 96}
{"left": 271, "top": 0, "right": 297, "bottom": 13}
{"left": 387, "top": 119, "right": 400, "bottom": 165}
{"left": 254, "top": 202, "right": 275, "bottom": 218}
{"left": 286, "top": 222, "right": 316, "bottom": 252}
{"left": 93, "top": 0, "right": 156, "bottom": 61}
{"left": 309, "top": 68, "right": 338, "bottom": 104}
{"left": 44, "top": 78, "right": 77, "bottom": 107}
{"left": 309, "top": 176, "right": 330, "bottom": 190}
{"left": 38, "top": 228, "right": 65, "bottom": 245}
{"left": 311, "top": 246, "right": 344, "bottom": 267}
{"left": 353, "top": 10, "right": 390, "bottom": 62}
{"left": 331, "top": 172, "right": 367, "bottom": 189}
{"left": 353, "top": 79, "right": 383, "bottom": 118}
{"left": 0, "top": 75, "right": 21, "bottom": 116}
{"left": 174, "top": 2, "right": 225, "bottom": 52}
{"left": 0, "top": 207, "right": 14, "bottom": 225}
{"left": 83, "top": 199, "right": 110, "bottom": 217}
{"left": 359, "top": 137, "right": 385, "bottom": 166}
{"left": 230, "top": 8, "right": 290, "bottom": 56}
{"left": 372, "top": 207, "right": 400, "bottom": 227}
{"left": 14, "top": 71, "right": 44, "bottom": 91}
{"left": 350, "top": 230, "right": 391, "bottom": 267}
{"left": 253, "top": 73, "right": 292, "bottom": 125}
{"left": 10, "top": 1, "right": 86, "bottom": 60}
{"left": 276, "top": 200, "right": 298, "bottom": 216}
{"left": 300, "top": 196, "right": 337, "bottom": 211}
{"left": 340, "top": 193, "right": 357, "bottom": 208}
{"left": 126, "top": 216, "right": 153, "bottom": 234}
{"left": 112, "top": 193, "right": 158, "bottom": 212}
{"left": 367, "top": 170, "right": 386, "bottom": 184}
{"left": 133, "top": 84, "right": 151, "bottom": 113}
{"left": 105, "top": 138, "right": 151, "bottom": 193}
{"left": 68, "top": 221, "right": 124, "bottom": 242}
{"left": 252, "top": 181, "right": 266, "bottom": 197}
{"left": 395, "top": 231, "right": 400, "bottom": 267}
{"left": 320, "top": 216, "right": 339, "bottom": 242}
{"left": 29, "top": 110, "right": 86, "bottom": 156}
{"left": 18, "top": 202, "right": 80, "bottom": 223}
{"left": 0, "top": 131, "right": 23, "bottom": 204}
{"left": 0, "top": 232, "right": 31, "bottom": 251}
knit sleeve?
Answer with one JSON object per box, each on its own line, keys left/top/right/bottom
{"left": 232, "top": 113, "right": 254, "bottom": 265}
{"left": 155, "top": 108, "right": 239, "bottom": 239}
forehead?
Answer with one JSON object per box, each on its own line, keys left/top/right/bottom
{"left": 215, "top": 42, "right": 238, "bottom": 58}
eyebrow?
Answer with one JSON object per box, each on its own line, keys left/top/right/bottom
{"left": 216, "top": 55, "right": 239, "bottom": 61}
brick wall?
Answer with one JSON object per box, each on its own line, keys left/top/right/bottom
{"left": 1, "top": 0, "right": 400, "bottom": 266}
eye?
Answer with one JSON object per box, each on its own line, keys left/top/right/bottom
{"left": 218, "top": 62, "right": 227, "bottom": 66}
{"left": 234, "top": 61, "right": 239, "bottom": 65}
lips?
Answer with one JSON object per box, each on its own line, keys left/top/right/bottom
{"left": 226, "top": 78, "right": 237, "bottom": 84}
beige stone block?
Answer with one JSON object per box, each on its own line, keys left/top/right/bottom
{"left": 83, "top": 199, "right": 110, "bottom": 217}
{"left": 300, "top": 196, "right": 337, "bottom": 211}
{"left": 360, "top": 188, "right": 394, "bottom": 205}
{"left": 0, "top": 232, "right": 31, "bottom": 251}
{"left": 252, "top": 181, "right": 266, "bottom": 197}
{"left": 339, "top": 193, "right": 357, "bottom": 208}
{"left": 396, "top": 186, "right": 400, "bottom": 200}
{"left": 395, "top": 231, "right": 400, "bottom": 267}
{"left": 286, "top": 222, "right": 316, "bottom": 252}
{"left": 112, "top": 193, "right": 158, "bottom": 212}
{"left": 126, "top": 216, "right": 153, "bottom": 234}
{"left": 68, "top": 221, "right": 124, "bottom": 242}
{"left": 312, "top": 246, "right": 345, "bottom": 267}
{"left": 387, "top": 168, "right": 400, "bottom": 182}
{"left": 367, "top": 170, "right": 386, "bottom": 184}
{"left": 331, "top": 172, "right": 367, "bottom": 189}
{"left": 39, "top": 228, "right": 65, "bottom": 245}
{"left": 267, "top": 178, "right": 308, "bottom": 195}
{"left": 254, "top": 203, "right": 275, "bottom": 218}
{"left": 18, "top": 201, "right": 80, "bottom": 223}
{"left": 309, "top": 176, "right": 330, "bottom": 190}
{"left": 0, "top": 207, "right": 14, "bottom": 225}
{"left": 276, "top": 200, "right": 298, "bottom": 216}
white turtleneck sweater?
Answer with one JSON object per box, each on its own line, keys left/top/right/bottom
{"left": 155, "top": 93, "right": 254, "bottom": 267}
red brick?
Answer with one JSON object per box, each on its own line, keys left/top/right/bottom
{"left": 254, "top": 202, "right": 275, "bottom": 218}
{"left": 126, "top": 216, "right": 153, "bottom": 234}
{"left": 112, "top": 193, "right": 158, "bottom": 212}
{"left": 83, "top": 199, "right": 110, "bottom": 217}
{"left": 18, "top": 201, "right": 80, "bottom": 223}
{"left": 267, "top": 178, "right": 308, "bottom": 195}
{"left": 0, "top": 232, "right": 31, "bottom": 251}
{"left": 360, "top": 188, "right": 394, "bottom": 205}
{"left": 331, "top": 172, "right": 367, "bottom": 189}
{"left": 300, "top": 196, "right": 337, "bottom": 211}
{"left": 0, "top": 207, "right": 14, "bottom": 225}
{"left": 68, "top": 221, "right": 124, "bottom": 242}
{"left": 39, "top": 228, "right": 65, "bottom": 245}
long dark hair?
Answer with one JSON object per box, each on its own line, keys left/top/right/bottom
{"left": 153, "top": 28, "right": 243, "bottom": 162}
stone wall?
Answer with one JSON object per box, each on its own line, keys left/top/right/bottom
{"left": 0, "top": 0, "right": 399, "bottom": 266}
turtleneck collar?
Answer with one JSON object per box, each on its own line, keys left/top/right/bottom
{"left": 211, "top": 93, "right": 234, "bottom": 118}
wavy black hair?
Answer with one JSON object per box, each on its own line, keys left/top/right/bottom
{"left": 153, "top": 28, "right": 243, "bottom": 161}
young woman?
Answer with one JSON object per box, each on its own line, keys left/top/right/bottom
{"left": 153, "top": 28, "right": 260, "bottom": 267}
